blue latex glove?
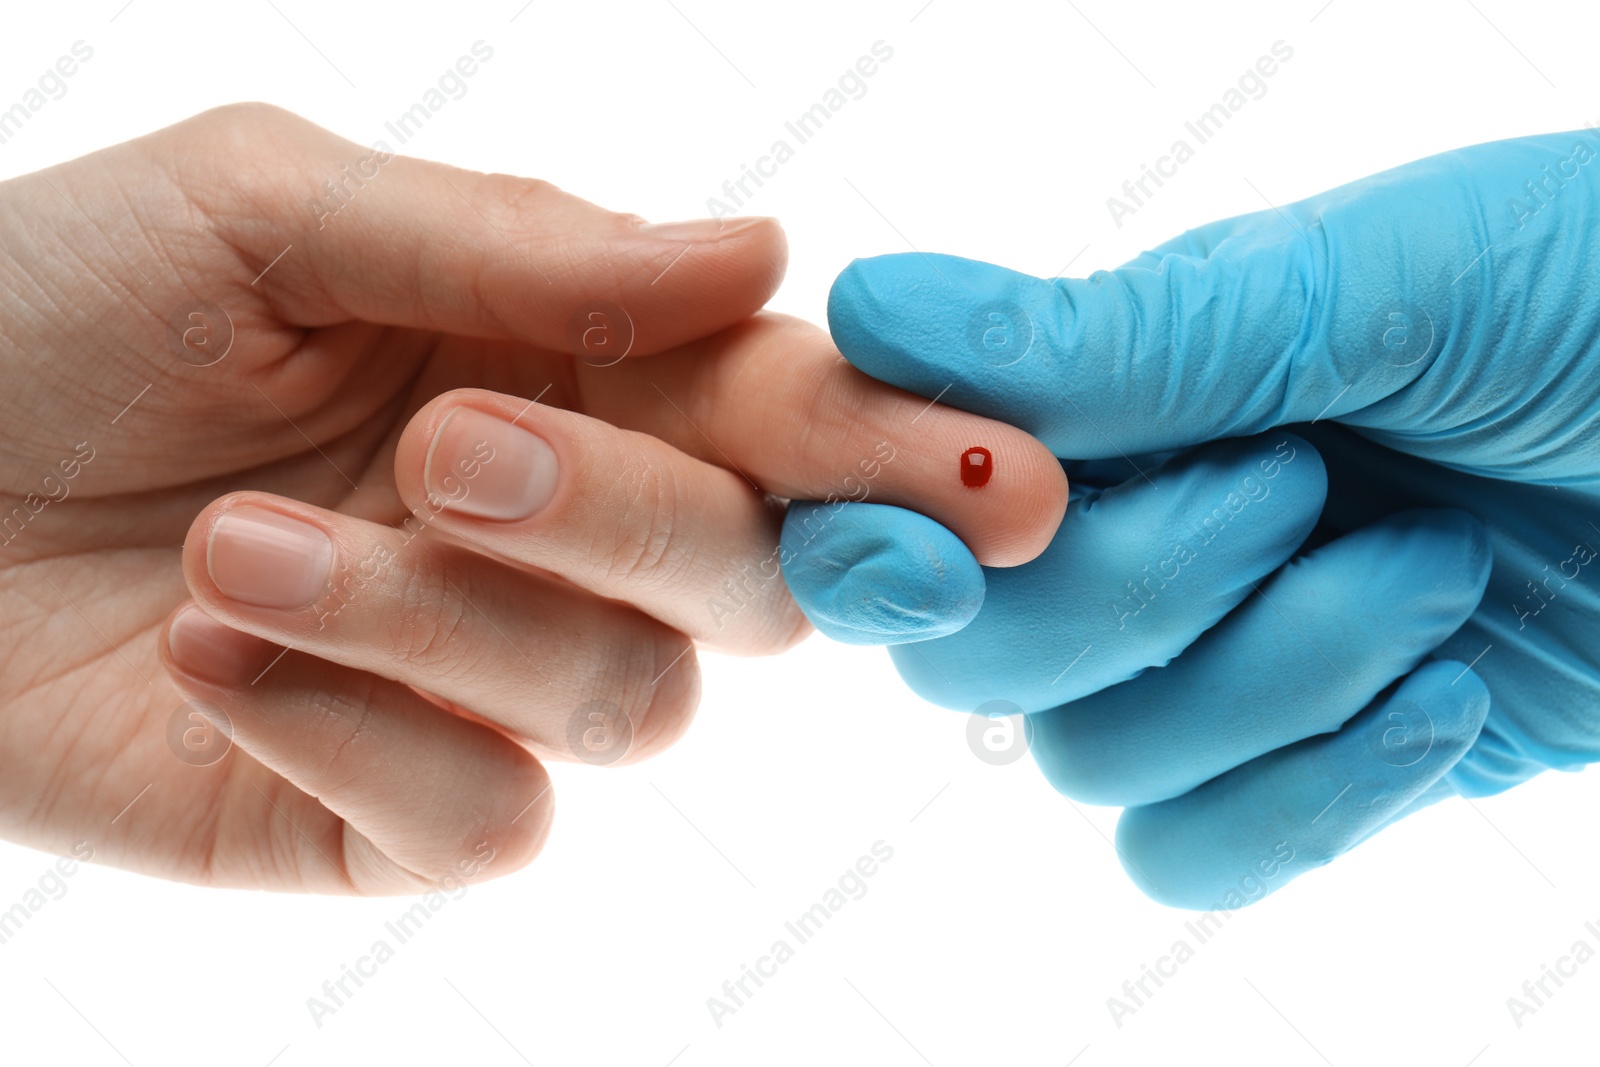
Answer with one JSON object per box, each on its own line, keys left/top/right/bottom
{"left": 783, "top": 128, "right": 1600, "bottom": 908}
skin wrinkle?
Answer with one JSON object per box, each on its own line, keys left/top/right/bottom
{"left": 0, "top": 586, "right": 166, "bottom": 694}
{"left": 0, "top": 203, "right": 195, "bottom": 476}
{"left": 0, "top": 213, "right": 40, "bottom": 366}
{"left": 160, "top": 147, "right": 334, "bottom": 331}
{"left": 314, "top": 677, "right": 382, "bottom": 793}
{"left": 435, "top": 173, "right": 577, "bottom": 330}
{"left": 340, "top": 818, "right": 438, "bottom": 892}
{"left": 458, "top": 248, "right": 517, "bottom": 344}
{"left": 253, "top": 321, "right": 403, "bottom": 419}
{"left": 806, "top": 367, "right": 875, "bottom": 487}
{"left": 414, "top": 213, "right": 475, "bottom": 336}
{"left": 512, "top": 197, "right": 659, "bottom": 292}
{"left": 724, "top": 321, "right": 829, "bottom": 472}
{"left": 39, "top": 165, "right": 162, "bottom": 321}
{"left": 256, "top": 772, "right": 355, "bottom": 891}
{"left": 21, "top": 666, "right": 154, "bottom": 831}
{"left": 384, "top": 547, "right": 479, "bottom": 682}
{"left": 604, "top": 454, "right": 694, "bottom": 590}
{"left": 390, "top": 547, "right": 547, "bottom": 711}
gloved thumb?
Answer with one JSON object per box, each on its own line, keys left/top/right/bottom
{"left": 827, "top": 245, "right": 1438, "bottom": 461}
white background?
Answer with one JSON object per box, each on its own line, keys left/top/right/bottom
{"left": 3, "top": 1, "right": 1599, "bottom": 1064}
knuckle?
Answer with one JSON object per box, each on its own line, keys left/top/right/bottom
{"left": 389, "top": 558, "right": 483, "bottom": 680}
{"left": 305, "top": 677, "right": 382, "bottom": 792}
{"left": 166, "top": 103, "right": 331, "bottom": 250}
{"left": 595, "top": 456, "right": 695, "bottom": 589}
{"left": 480, "top": 174, "right": 569, "bottom": 235}
{"left": 798, "top": 370, "right": 868, "bottom": 485}
{"left": 177, "top": 102, "right": 311, "bottom": 172}
{"left": 217, "top": 100, "right": 301, "bottom": 127}
{"left": 494, "top": 173, "right": 563, "bottom": 207}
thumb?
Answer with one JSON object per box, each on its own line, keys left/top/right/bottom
{"left": 180, "top": 104, "right": 786, "bottom": 355}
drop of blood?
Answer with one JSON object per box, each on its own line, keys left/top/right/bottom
{"left": 960, "top": 446, "right": 993, "bottom": 488}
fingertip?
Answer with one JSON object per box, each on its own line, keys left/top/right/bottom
{"left": 826, "top": 256, "right": 891, "bottom": 338}
{"left": 480, "top": 756, "right": 558, "bottom": 875}
{"left": 828, "top": 252, "right": 1031, "bottom": 342}
{"left": 871, "top": 391, "right": 1069, "bottom": 571}
{"left": 1426, "top": 508, "right": 1494, "bottom": 594}
{"left": 780, "top": 501, "right": 985, "bottom": 645}
{"left": 625, "top": 643, "right": 702, "bottom": 764}
{"left": 827, "top": 257, "right": 889, "bottom": 347}
{"left": 967, "top": 443, "right": 1070, "bottom": 569}
{"left": 161, "top": 601, "right": 279, "bottom": 688}
{"left": 826, "top": 253, "right": 976, "bottom": 383}
{"left": 654, "top": 214, "right": 787, "bottom": 285}
{"left": 1334, "top": 508, "right": 1494, "bottom": 634}
{"left": 1405, "top": 659, "right": 1491, "bottom": 747}
{"left": 1275, "top": 431, "right": 1327, "bottom": 494}
{"left": 1112, "top": 808, "right": 1224, "bottom": 911}
{"left": 621, "top": 216, "right": 789, "bottom": 352}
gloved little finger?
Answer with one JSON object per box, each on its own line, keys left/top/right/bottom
{"left": 1114, "top": 660, "right": 1489, "bottom": 910}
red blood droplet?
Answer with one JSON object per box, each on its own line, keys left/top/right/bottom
{"left": 960, "top": 446, "right": 993, "bottom": 488}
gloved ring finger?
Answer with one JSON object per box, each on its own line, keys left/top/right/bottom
{"left": 1029, "top": 508, "right": 1492, "bottom": 807}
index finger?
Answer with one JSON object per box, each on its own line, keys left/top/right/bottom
{"left": 579, "top": 313, "right": 1069, "bottom": 568}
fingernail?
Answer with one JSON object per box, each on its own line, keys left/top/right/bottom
{"left": 426, "top": 407, "right": 559, "bottom": 521}
{"left": 637, "top": 216, "right": 771, "bottom": 242}
{"left": 207, "top": 506, "right": 334, "bottom": 609}
{"left": 167, "top": 604, "right": 275, "bottom": 685}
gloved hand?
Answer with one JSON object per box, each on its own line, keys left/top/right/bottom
{"left": 783, "top": 128, "right": 1600, "bottom": 908}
